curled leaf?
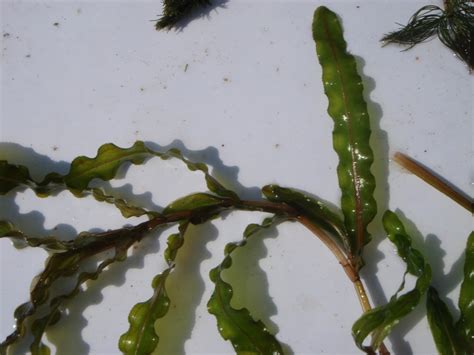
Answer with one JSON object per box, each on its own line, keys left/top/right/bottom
{"left": 163, "top": 192, "right": 229, "bottom": 222}
{"left": 0, "top": 220, "right": 69, "bottom": 251}
{"left": 91, "top": 188, "right": 160, "bottom": 219}
{"left": 352, "top": 210, "right": 431, "bottom": 352}
{"left": 0, "top": 161, "right": 60, "bottom": 196}
{"left": 457, "top": 232, "right": 474, "bottom": 350}
{"left": 0, "top": 160, "right": 34, "bottom": 194}
{"left": 1, "top": 142, "right": 238, "bottom": 202}
{"left": 207, "top": 216, "right": 285, "bottom": 354}
{"left": 312, "top": 6, "right": 377, "bottom": 268}
{"left": 0, "top": 225, "right": 148, "bottom": 354}
{"left": 262, "top": 184, "right": 349, "bottom": 252}
{"left": 30, "top": 238, "right": 132, "bottom": 355}
{"left": 426, "top": 287, "right": 468, "bottom": 355}
{"left": 119, "top": 223, "right": 188, "bottom": 355}
{"left": 64, "top": 142, "right": 152, "bottom": 193}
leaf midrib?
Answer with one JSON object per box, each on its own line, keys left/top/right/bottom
{"left": 321, "top": 13, "right": 365, "bottom": 253}
{"left": 66, "top": 149, "right": 150, "bottom": 183}
{"left": 215, "top": 271, "right": 269, "bottom": 354}
{"left": 132, "top": 270, "right": 170, "bottom": 355}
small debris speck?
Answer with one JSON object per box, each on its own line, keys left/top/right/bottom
{"left": 415, "top": 56, "right": 420, "bottom": 61}
{"left": 223, "top": 77, "right": 230, "bottom": 83}
{"left": 25, "top": 54, "right": 31, "bottom": 58}
{"left": 53, "top": 22, "right": 59, "bottom": 27}
{"left": 52, "top": 146, "right": 59, "bottom": 151}
{"left": 221, "top": 144, "right": 225, "bottom": 147}
{"left": 139, "top": 87, "right": 144, "bottom": 92}
{"left": 184, "top": 63, "right": 189, "bottom": 72}
{"left": 3, "top": 33, "right": 10, "bottom": 38}
{"left": 274, "top": 143, "right": 280, "bottom": 148}
{"left": 77, "top": 8, "right": 82, "bottom": 14}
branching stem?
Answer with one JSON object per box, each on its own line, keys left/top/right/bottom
{"left": 131, "top": 196, "right": 390, "bottom": 353}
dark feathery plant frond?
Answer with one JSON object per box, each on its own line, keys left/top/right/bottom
{"left": 382, "top": 0, "right": 474, "bottom": 70}
{"left": 155, "top": 0, "right": 212, "bottom": 30}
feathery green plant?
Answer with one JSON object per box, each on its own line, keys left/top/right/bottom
{"left": 382, "top": 0, "right": 474, "bottom": 70}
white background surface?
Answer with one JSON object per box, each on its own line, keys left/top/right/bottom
{"left": 0, "top": 0, "right": 472, "bottom": 354}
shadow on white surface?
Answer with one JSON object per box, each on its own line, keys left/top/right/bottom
{"left": 145, "top": 140, "right": 263, "bottom": 200}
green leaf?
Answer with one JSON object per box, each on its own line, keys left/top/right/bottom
{"left": 0, "top": 220, "right": 72, "bottom": 251}
{"left": 1, "top": 142, "right": 238, "bottom": 202}
{"left": 207, "top": 216, "right": 284, "bottom": 354}
{"left": 312, "top": 6, "right": 377, "bottom": 267}
{"left": 63, "top": 142, "right": 152, "bottom": 193}
{"left": 163, "top": 193, "right": 228, "bottom": 215}
{"left": 457, "top": 232, "right": 474, "bottom": 350}
{"left": 29, "top": 238, "right": 133, "bottom": 355}
{"left": 91, "top": 188, "right": 160, "bottom": 219}
{"left": 352, "top": 210, "right": 432, "bottom": 351}
{"left": 0, "top": 225, "right": 148, "bottom": 354}
{"left": 426, "top": 287, "right": 468, "bottom": 355}
{"left": 0, "top": 161, "right": 60, "bottom": 196}
{"left": 30, "top": 308, "right": 60, "bottom": 355}
{"left": 119, "top": 223, "right": 188, "bottom": 355}
{"left": 262, "top": 184, "right": 349, "bottom": 252}
{"left": 0, "top": 160, "right": 34, "bottom": 194}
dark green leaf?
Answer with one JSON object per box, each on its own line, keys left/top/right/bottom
{"left": 0, "top": 160, "right": 34, "bottom": 194}
{"left": 352, "top": 210, "right": 431, "bottom": 351}
{"left": 262, "top": 184, "right": 349, "bottom": 252}
{"left": 119, "top": 223, "right": 188, "bottom": 355}
{"left": 1, "top": 142, "right": 238, "bottom": 204}
{"left": 0, "top": 220, "right": 71, "bottom": 251}
{"left": 91, "top": 188, "right": 160, "bottom": 219}
{"left": 0, "top": 161, "right": 60, "bottom": 196}
{"left": 30, "top": 238, "right": 133, "bottom": 355}
{"left": 207, "top": 216, "right": 285, "bottom": 354}
{"left": 0, "top": 225, "right": 148, "bottom": 354}
{"left": 312, "top": 6, "right": 377, "bottom": 268}
{"left": 163, "top": 193, "right": 227, "bottom": 215}
{"left": 427, "top": 287, "right": 468, "bottom": 355}
{"left": 456, "top": 232, "right": 474, "bottom": 350}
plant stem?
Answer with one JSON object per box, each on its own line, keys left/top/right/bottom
{"left": 354, "top": 280, "right": 390, "bottom": 355}
{"left": 142, "top": 197, "right": 391, "bottom": 353}
{"left": 393, "top": 152, "right": 473, "bottom": 213}
{"left": 297, "top": 215, "right": 359, "bottom": 281}
{"left": 354, "top": 279, "right": 372, "bottom": 312}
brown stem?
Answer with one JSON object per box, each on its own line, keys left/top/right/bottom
{"left": 140, "top": 198, "right": 392, "bottom": 353}
{"left": 298, "top": 215, "right": 359, "bottom": 282}
{"left": 393, "top": 152, "right": 473, "bottom": 213}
